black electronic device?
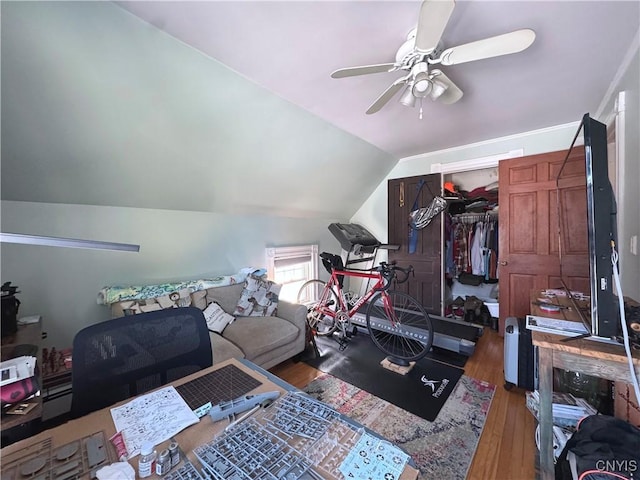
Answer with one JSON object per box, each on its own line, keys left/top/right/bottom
{"left": 328, "top": 223, "right": 380, "bottom": 254}
{"left": 557, "top": 113, "right": 619, "bottom": 338}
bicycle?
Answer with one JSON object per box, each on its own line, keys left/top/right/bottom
{"left": 297, "top": 252, "right": 434, "bottom": 364}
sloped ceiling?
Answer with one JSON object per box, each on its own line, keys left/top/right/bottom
{"left": 2, "top": 1, "right": 638, "bottom": 218}
{"left": 1, "top": 1, "right": 395, "bottom": 217}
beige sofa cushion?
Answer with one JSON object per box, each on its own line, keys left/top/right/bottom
{"left": 191, "top": 290, "right": 208, "bottom": 310}
{"left": 221, "top": 316, "right": 298, "bottom": 361}
{"left": 209, "top": 332, "right": 244, "bottom": 364}
{"left": 206, "top": 283, "right": 245, "bottom": 315}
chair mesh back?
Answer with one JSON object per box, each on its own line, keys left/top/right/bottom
{"left": 70, "top": 307, "right": 212, "bottom": 418}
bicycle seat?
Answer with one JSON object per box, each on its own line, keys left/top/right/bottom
{"left": 320, "top": 252, "right": 344, "bottom": 271}
{"left": 319, "top": 252, "right": 345, "bottom": 288}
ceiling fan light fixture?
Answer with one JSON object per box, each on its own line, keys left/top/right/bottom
{"left": 412, "top": 72, "right": 432, "bottom": 98}
{"left": 399, "top": 84, "right": 416, "bottom": 107}
{"left": 430, "top": 79, "right": 448, "bottom": 100}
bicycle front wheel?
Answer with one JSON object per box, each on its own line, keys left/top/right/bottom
{"left": 297, "top": 280, "right": 338, "bottom": 336}
{"left": 366, "top": 290, "right": 434, "bottom": 362}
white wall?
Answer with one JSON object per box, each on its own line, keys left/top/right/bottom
{"left": 597, "top": 32, "right": 640, "bottom": 301}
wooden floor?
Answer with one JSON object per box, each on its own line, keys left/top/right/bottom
{"left": 270, "top": 328, "right": 537, "bottom": 480}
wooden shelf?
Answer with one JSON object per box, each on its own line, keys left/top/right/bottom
{"left": 530, "top": 292, "right": 640, "bottom": 479}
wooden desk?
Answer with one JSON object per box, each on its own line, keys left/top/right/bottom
{"left": 1, "top": 320, "right": 43, "bottom": 433}
{"left": 1, "top": 358, "right": 419, "bottom": 480}
{"left": 530, "top": 291, "right": 640, "bottom": 479}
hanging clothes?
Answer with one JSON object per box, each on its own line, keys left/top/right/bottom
{"left": 471, "top": 221, "right": 485, "bottom": 276}
{"left": 450, "top": 213, "right": 499, "bottom": 280}
{"left": 453, "top": 222, "right": 469, "bottom": 275}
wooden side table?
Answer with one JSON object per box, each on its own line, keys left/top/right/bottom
{"left": 530, "top": 292, "right": 640, "bottom": 479}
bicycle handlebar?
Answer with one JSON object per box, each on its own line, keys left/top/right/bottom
{"left": 375, "top": 262, "right": 414, "bottom": 290}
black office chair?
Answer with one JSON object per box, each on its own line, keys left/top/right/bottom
{"left": 70, "top": 306, "right": 212, "bottom": 418}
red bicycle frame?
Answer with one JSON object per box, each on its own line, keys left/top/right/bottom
{"left": 315, "top": 267, "right": 398, "bottom": 325}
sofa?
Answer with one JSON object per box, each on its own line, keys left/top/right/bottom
{"left": 108, "top": 282, "right": 308, "bottom": 370}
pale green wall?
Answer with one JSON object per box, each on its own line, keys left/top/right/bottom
{"left": 351, "top": 123, "right": 580, "bottom": 243}
{"left": 1, "top": 201, "right": 342, "bottom": 347}
{"left": 1, "top": 1, "right": 394, "bottom": 216}
{"left": 0, "top": 1, "right": 393, "bottom": 348}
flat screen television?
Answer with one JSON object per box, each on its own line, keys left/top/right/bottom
{"left": 556, "top": 113, "right": 619, "bottom": 338}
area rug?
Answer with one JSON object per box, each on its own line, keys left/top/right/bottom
{"left": 303, "top": 333, "right": 465, "bottom": 421}
{"left": 304, "top": 373, "right": 496, "bottom": 480}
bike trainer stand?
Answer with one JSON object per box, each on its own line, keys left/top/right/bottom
{"left": 380, "top": 357, "right": 416, "bottom": 375}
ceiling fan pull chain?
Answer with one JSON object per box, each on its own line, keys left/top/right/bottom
{"left": 419, "top": 98, "right": 424, "bottom": 120}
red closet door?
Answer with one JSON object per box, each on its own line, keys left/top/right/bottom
{"left": 498, "top": 148, "right": 589, "bottom": 335}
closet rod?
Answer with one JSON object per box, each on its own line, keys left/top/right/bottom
{"left": 452, "top": 211, "right": 498, "bottom": 223}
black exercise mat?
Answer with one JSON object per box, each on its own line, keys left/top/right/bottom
{"left": 306, "top": 326, "right": 468, "bottom": 368}
{"left": 303, "top": 333, "right": 464, "bottom": 421}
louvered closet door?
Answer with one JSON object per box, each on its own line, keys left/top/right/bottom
{"left": 388, "top": 173, "right": 442, "bottom": 315}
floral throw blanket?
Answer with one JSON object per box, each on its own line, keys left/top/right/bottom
{"left": 97, "top": 267, "right": 260, "bottom": 305}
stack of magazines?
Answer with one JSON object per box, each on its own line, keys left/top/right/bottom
{"left": 526, "top": 390, "right": 597, "bottom": 429}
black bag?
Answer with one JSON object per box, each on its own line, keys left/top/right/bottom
{"left": 555, "top": 415, "right": 640, "bottom": 480}
{"left": 448, "top": 201, "right": 466, "bottom": 215}
{"left": 458, "top": 273, "right": 484, "bottom": 286}
{"left": 1, "top": 282, "right": 20, "bottom": 338}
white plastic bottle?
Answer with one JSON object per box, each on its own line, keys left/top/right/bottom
{"left": 138, "top": 441, "right": 157, "bottom": 478}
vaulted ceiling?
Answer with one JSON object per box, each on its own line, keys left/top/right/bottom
{"left": 1, "top": 1, "right": 638, "bottom": 218}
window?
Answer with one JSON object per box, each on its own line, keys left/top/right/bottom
{"left": 266, "top": 245, "right": 318, "bottom": 303}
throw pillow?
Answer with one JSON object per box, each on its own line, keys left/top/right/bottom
{"left": 203, "top": 301, "right": 235, "bottom": 333}
{"left": 233, "top": 275, "right": 281, "bottom": 317}
{"left": 155, "top": 289, "right": 192, "bottom": 309}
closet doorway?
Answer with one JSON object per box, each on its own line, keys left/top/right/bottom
{"left": 387, "top": 164, "right": 502, "bottom": 319}
{"left": 388, "top": 148, "right": 588, "bottom": 335}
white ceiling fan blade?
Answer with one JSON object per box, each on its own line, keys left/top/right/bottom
{"left": 438, "top": 29, "right": 536, "bottom": 66}
{"left": 430, "top": 69, "right": 463, "bottom": 104}
{"left": 331, "top": 63, "right": 396, "bottom": 79}
{"left": 415, "top": 0, "right": 456, "bottom": 54}
{"left": 366, "top": 79, "right": 406, "bottom": 115}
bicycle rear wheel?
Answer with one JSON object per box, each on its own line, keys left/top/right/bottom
{"left": 297, "top": 280, "right": 338, "bottom": 336}
{"left": 366, "top": 290, "right": 433, "bottom": 362}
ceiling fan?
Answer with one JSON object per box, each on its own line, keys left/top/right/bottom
{"left": 331, "top": 0, "right": 536, "bottom": 117}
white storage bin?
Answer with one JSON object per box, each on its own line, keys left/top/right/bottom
{"left": 450, "top": 279, "right": 498, "bottom": 301}
{"left": 485, "top": 301, "right": 499, "bottom": 318}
